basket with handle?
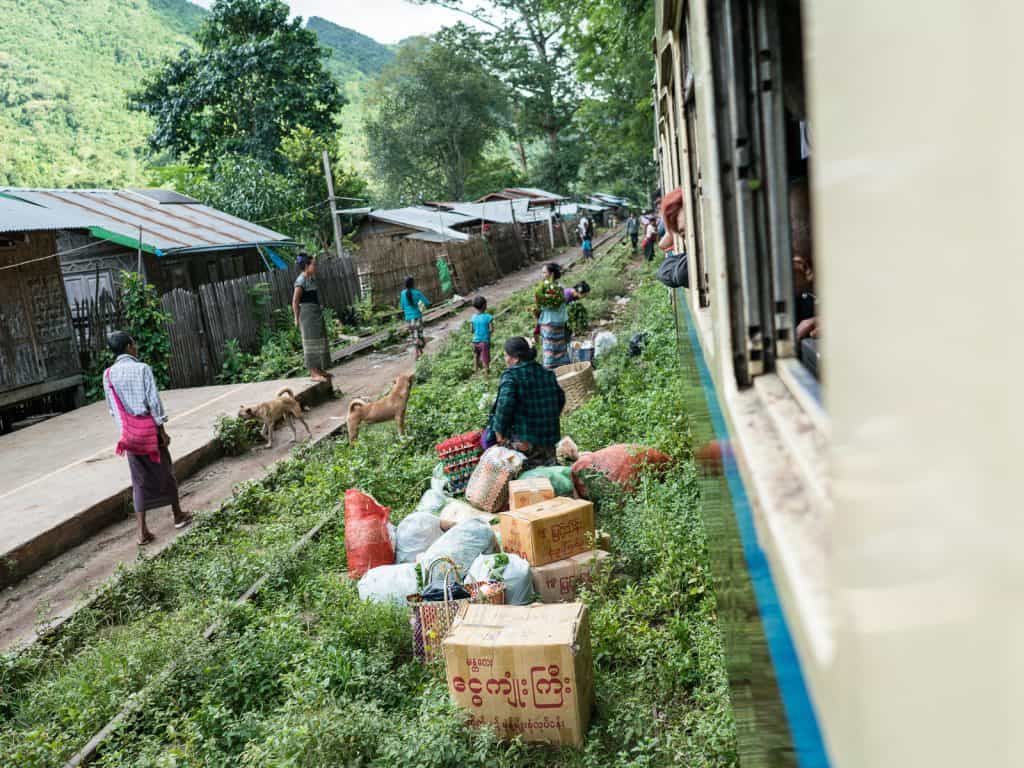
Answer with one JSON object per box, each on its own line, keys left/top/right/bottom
{"left": 407, "top": 556, "right": 474, "bottom": 662}
{"left": 554, "top": 361, "right": 598, "bottom": 413}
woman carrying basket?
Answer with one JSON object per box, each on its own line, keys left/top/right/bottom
{"left": 534, "top": 262, "right": 571, "bottom": 369}
{"left": 292, "top": 252, "right": 332, "bottom": 383}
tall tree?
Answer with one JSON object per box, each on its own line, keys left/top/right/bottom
{"left": 563, "top": 0, "right": 656, "bottom": 201}
{"left": 132, "top": 0, "right": 345, "bottom": 168}
{"left": 416, "top": 1, "right": 581, "bottom": 190}
{"left": 364, "top": 37, "right": 509, "bottom": 203}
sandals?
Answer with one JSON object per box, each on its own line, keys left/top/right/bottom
{"left": 174, "top": 516, "right": 194, "bottom": 530}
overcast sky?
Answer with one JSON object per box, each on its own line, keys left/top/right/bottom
{"left": 189, "top": 0, "right": 475, "bottom": 44}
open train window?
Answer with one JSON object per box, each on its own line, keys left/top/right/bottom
{"left": 707, "top": 0, "right": 819, "bottom": 393}
{"left": 676, "top": 13, "right": 710, "bottom": 307}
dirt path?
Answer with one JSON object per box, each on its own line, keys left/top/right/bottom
{"left": 0, "top": 233, "right": 621, "bottom": 651}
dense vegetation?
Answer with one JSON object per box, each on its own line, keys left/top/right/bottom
{"left": 307, "top": 16, "right": 396, "bottom": 83}
{"left": 0, "top": 0, "right": 202, "bottom": 187}
{"left": 0, "top": 0, "right": 392, "bottom": 190}
{"left": 0, "top": 243, "right": 737, "bottom": 766}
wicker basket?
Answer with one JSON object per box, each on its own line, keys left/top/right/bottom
{"left": 555, "top": 361, "right": 597, "bottom": 413}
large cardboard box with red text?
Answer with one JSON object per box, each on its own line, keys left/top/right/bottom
{"left": 499, "top": 497, "right": 595, "bottom": 567}
{"left": 443, "top": 603, "right": 594, "bottom": 746}
{"left": 531, "top": 549, "right": 611, "bottom": 603}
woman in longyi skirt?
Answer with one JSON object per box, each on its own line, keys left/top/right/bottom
{"left": 292, "top": 252, "right": 332, "bottom": 383}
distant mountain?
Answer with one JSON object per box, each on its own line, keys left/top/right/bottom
{"left": 0, "top": 1, "right": 392, "bottom": 188}
{"left": 307, "top": 16, "right": 396, "bottom": 83}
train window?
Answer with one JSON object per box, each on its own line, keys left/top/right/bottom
{"left": 676, "top": 14, "right": 710, "bottom": 307}
{"left": 707, "top": 0, "right": 817, "bottom": 390}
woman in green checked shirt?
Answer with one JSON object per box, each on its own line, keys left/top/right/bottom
{"left": 489, "top": 336, "right": 566, "bottom": 469}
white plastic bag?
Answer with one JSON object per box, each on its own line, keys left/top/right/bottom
{"left": 594, "top": 331, "right": 618, "bottom": 357}
{"left": 469, "top": 553, "right": 533, "bottom": 605}
{"left": 395, "top": 512, "right": 443, "bottom": 563}
{"left": 414, "top": 489, "right": 447, "bottom": 517}
{"left": 440, "top": 499, "right": 495, "bottom": 529}
{"left": 418, "top": 519, "right": 497, "bottom": 583}
{"left": 357, "top": 563, "right": 418, "bottom": 606}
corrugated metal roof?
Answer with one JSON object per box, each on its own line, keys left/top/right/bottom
{"left": 447, "top": 199, "right": 550, "bottom": 224}
{"left": 592, "top": 192, "right": 631, "bottom": 206}
{"left": 367, "top": 207, "right": 473, "bottom": 242}
{"left": 0, "top": 194, "right": 95, "bottom": 233}
{"left": 506, "top": 187, "right": 567, "bottom": 201}
{"left": 0, "top": 188, "right": 294, "bottom": 254}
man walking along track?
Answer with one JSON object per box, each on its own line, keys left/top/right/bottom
{"left": 103, "top": 331, "right": 192, "bottom": 545}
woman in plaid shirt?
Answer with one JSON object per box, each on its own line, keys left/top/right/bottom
{"left": 490, "top": 337, "right": 566, "bottom": 468}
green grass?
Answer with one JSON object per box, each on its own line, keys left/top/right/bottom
{"left": 0, "top": 243, "right": 737, "bottom": 767}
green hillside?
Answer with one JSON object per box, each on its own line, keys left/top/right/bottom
{"left": 0, "top": 1, "right": 390, "bottom": 188}
{"left": 0, "top": 0, "right": 203, "bottom": 187}
{"left": 307, "top": 16, "right": 395, "bottom": 83}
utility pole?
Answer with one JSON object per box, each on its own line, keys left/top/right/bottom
{"left": 322, "top": 150, "right": 344, "bottom": 261}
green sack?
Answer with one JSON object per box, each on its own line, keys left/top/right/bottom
{"left": 437, "top": 258, "right": 453, "bottom": 294}
{"left": 520, "top": 466, "right": 574, "bottom": 497}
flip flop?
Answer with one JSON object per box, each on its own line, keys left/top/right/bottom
{"left": 174, "top": 516, "right": 194, "bottom": 530}
{"left": 138, "top": 533, "right": 155, "bottom": 546}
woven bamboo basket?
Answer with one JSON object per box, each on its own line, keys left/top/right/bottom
{"left": 555, "top": 361, "right": 597, "bottom": 413}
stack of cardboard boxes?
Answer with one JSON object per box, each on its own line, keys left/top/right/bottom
{"left": 442, "top": 476, "right": 611, "bottom": 746}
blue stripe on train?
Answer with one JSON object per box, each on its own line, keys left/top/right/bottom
{"left": 677, "top": 289, "right": 831, "bottom": 768}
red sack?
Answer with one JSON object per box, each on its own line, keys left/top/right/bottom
{"left": 571, "top": 444, "right": 673, "bottom": 499}
{"left": 344, "top": 489, "right": 395, "bottom": 579}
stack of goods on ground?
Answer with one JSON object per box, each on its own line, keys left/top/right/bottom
{"left": 345, "top": 438, "right": 671, "bottom": 746}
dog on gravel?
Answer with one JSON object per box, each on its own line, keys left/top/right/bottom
{"left": 347, "top": 373, "right": 413, "bottom": 443}
{"left": 238, "top": 387, "right": 311, "bottom": 449}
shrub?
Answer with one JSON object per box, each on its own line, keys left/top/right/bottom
{"left": 216, "top": 414, "right": 263, "bottom": 456}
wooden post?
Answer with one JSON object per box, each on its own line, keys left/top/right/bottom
{"left": 322, "top": 150, "right": 344, "bottom": 261}
{"left": 137, "top": 226, "right": 143, "bottom": 277}
{"left": 546, "top": 208, "right": 556, "bottom": 248}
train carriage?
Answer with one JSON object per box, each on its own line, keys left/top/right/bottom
{"left": 654, "top": 2, "right": 1024, "bottom": 767}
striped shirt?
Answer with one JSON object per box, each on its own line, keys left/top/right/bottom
{"left": 103, "top": 354, "right": 168, "bottom": 432}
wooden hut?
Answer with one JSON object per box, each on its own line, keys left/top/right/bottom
{"left": 0, "top": 199, "right": 83, "bottom": 430}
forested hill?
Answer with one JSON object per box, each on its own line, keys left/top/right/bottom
{"left": 307, "top": 16, "right": 395, "bottom": 82}
{"left": 0, "top": 0, "right": 391, "bottom": 188}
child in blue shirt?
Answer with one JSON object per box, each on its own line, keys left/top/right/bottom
{"left": 400, "top": 276, "right": 430, "bottom": 359}
{"left": 470, "top": 295, "right": 493, "bottom": 374}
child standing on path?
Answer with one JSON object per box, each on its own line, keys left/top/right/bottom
{"left": 400, "top": 276, "right": 431, "bottom": 360}
{"left": 471, "top": 296, "right": 494, "bottom": 375}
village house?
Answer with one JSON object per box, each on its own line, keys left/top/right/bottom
{"left": 0, "top": 188, "right": 296, "bottom": 304}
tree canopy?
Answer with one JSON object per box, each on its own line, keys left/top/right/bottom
{"left": 365, "top": 36, "right": 509, "bottom": 203}
{"left": 132, "top": 0, "right": 345, "bottom": 168}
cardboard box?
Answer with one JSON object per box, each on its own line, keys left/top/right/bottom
{"left": 508, "top": 477, "right": 556, "bottom": 511}
{"left": 443, "top": 603, "right": 594, "bottom": 746}
{"left": 531, "top": 550, "right": 611, "bottom": 603}
{"left": 500, "top": 497, "right": 595, "bottom": 567}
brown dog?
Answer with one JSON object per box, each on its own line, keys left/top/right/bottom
{"left": 347, "top": 373, "right": 413, "bottom": 443}
{"left": 238, "top": 387, "right": 311, "bottom": 449}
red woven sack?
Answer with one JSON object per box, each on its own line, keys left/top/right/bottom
{"left": 344, "top": 489, "right": 394, "bottom": 579}
{"left": 571, "top": 444, "right": 673, "bottom": 499}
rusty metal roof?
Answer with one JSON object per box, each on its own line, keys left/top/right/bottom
{"left": 0, "top": 188, "right": 294, "bottom": 255}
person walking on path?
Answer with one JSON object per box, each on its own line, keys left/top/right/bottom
{"left": 626, "top": 212, "right": 640, "bottom": 252}
{"left": 103, "top": 331, "right": 192, "bottom": 545}
{"left": 400, "top": 276, "right": 431, "bottom": 360}
{"left": 490, "top": 336, "right": 566, "bottom": 469}
{"left": 471, "top": 295, "right": 494, "bottom": 375}
{"left": 292, "top": 253, "right": 332, "bottom": 383}
{"left": 581, "top": 215, "right": 595, "bottom": 259}
{"left": 643, "top": 217, "right": 658, "bottom": 262}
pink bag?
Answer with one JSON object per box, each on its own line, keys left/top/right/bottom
{"left": 105, "top": 370, "right": 160, "bottom": 462}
